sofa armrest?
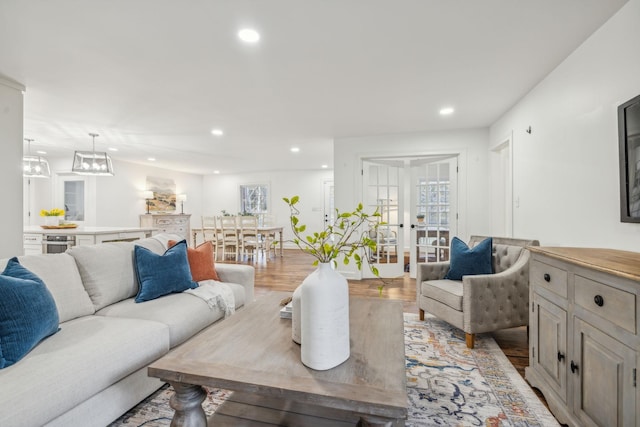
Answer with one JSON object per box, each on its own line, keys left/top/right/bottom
{"left": 216, "top": 264, "right": 255, "bottom": 303}
{"left": 462, "top": 251, "right": 531, "bottom": 333}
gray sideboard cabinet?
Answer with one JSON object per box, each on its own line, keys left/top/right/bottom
{"left": 526, "top": 246, "right": 639, "bottom": 427}
{"left": 140, "top": 213, "right": 191, "bottom": 243}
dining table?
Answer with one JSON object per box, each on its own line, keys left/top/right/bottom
{"left": 192, "top": 225, "right": 285, "bottom": 256}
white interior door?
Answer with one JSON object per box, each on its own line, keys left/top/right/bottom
{"left": 409, "top": 156, "right": 458, "bottom": 277}
{"left": 362, "top": 160, "right": 404, "bottom": 278}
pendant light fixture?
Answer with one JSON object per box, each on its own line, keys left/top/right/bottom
{"left": 71, "top": 133, "right": 115, "bottom": 176}
{"left": 23, "top": 138, "right": 51, "bottom": 178}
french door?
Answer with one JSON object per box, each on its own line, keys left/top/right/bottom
{"left": 363, "top": 156, "right": 458, "bottom": 279}
{"left": 363, "top": 160, "right": 404, "bottom": 277}
{"left": 409, "top": 156, "right": 458, "bottom": 277}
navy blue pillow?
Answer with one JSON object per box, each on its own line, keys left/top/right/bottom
{"left": 0, "top": 257, "right": 60, "bottom": 369}
{"left": 134, "top": 240, "right": 197, "bottom": 303}
{"left": 444, "top": 237, "right": 493, "bottom": 281}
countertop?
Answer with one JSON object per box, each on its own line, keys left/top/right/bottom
{"left": 24, "top": 226, "right": 156, "bottom": 235}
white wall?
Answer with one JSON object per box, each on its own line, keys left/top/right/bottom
{"left": 0, "top": 76, "right": 25, "bottom": 257}
{"left": 26, "top": 156, "right": 204, "bottom": 232}
{"left": 490, "top": 0, "right": 640, "bottom": 250}
{"left": 201, "top": 169, "right": 333, "bottom": 247}
{"left": 334, "top": 128, "right": 491, "bottom": 237}
{"left": 334, "top": 128, "right": 491, "bottom": 277}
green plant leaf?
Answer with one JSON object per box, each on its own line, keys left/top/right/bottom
{"left": 291, "top": 195, "right": 299, "bottom": 204}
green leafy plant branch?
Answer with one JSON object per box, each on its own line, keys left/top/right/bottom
{"left": 281, "top": 196, "right": 389, "bottom": 295}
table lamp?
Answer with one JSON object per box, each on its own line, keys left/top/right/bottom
{"left": 177, "top": 194, "right": 187, "bottom": 214}
{"left": 143, "top": 191, "right": 154, "bottom": 214}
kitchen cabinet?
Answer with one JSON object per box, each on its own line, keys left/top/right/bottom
{"left": 526, "top": 247, "right": 639, "bottom": 427}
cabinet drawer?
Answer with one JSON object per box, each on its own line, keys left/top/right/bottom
{"left": 574, "top": 275, "right": 636, "bottom": 334}
{"left": 531, "top": 260, "right": 568, "bottom": 298}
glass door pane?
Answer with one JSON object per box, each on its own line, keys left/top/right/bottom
{"left": 362, "top": 160, "right": 404, "bottom": 278}
{"left": 410, "top": 156, "right": 458, "bottom": 277}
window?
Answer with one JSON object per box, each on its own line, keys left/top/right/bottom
{"left": 64, "top": 180, "right": 85, "bottom": 221}
{"left": 240, "top": 184, "right": 269, "bottom": 215}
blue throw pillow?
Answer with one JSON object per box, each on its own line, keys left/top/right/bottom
{"left": 444, "top": 237, "right": 493, "bottom": 281}
{"left": 134, "top": 240, "right": 197, "bottom": 303}
{"left": 0, "top": 257, "right": 60, "bottom": 369}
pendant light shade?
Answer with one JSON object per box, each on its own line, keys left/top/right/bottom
{"left": 72, "top": 133, "right": 115, "bottom": 176}
{"left": 23, "top": 138, "right": 51, "bottom": 178}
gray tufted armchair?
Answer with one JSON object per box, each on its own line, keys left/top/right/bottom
{"left": 416, "top": 235, "right": 540, "bottom": 348}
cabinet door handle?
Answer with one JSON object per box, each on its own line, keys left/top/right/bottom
{"left": 570, "top": 360, "right": 579, "bottom": 374}
{"left": 594, "top": 295, "right": 604, "bottom": 307}
{"left": 543, "top": 273, "right": 551, "bottom": 282}
{"left": 557, "top": 352, "right": 565, "bottom": 362}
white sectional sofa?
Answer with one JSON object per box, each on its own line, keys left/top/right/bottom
{"left": 0, "top": 234, "right": 254, "bottom": 427}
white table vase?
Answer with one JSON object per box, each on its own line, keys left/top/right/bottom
{"left": 44, "top": 216, "right": 62, "bottom": 226}
{"left": 300, "top": 262, "right": 350, "bottom": 370}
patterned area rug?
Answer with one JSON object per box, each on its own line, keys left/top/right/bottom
{"left": 109, "top": 314, "right": 558, "bottom": 427}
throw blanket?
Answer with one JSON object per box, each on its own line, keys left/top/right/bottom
{"left": 186, "top": 280, "right": 236, "bottom": 318}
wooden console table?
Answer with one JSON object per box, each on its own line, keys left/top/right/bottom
{"left": 526, "top": 246, "right": 640, "bottom": 427}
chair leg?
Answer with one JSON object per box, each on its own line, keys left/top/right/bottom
{"left": 465, "top": 333, "right": 475, "bottom": 349}
{"left": 419, "top": 309, "right": 425, "bottom": 321}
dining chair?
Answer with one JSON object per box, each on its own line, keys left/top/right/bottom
{"left": 238, "top": 215, "right": 260, "bottom": 260}
{"left": 220, "top": 215, "right": 239, "bottom": 261}
{"left": 260, "top": 213, "right": 276, "bottom": 258}
{"left": 201, "top": 216, "right": 223, "bottom": 260}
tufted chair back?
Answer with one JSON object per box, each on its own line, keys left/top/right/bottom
{"left": 468, "top": 235, "right": 538, "bottom": 274}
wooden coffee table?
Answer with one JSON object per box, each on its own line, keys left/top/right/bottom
{"left": 148, "top": 292, "right": 407, "bottom": 426}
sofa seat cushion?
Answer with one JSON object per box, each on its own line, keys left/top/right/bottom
{"left": 0, "top": 316, "right": 169, "bottom": 427}
{"left": 421, "top": 279, "right": 463, "bottom": 311}
{"left": 96, "top": 284, "right": 246, "bottom": 347}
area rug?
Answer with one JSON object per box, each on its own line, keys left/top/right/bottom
{"left": 109, "top": 314, "right": 559, "bottom": 427}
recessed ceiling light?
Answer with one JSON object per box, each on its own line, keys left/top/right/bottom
{"left": 321, "top": 164, "right": 328, "bottom": 169}
{"left": 108, "top": 147, "right": 118, "bottom": 152}
{"left": 213, "top": 170, "right": 220, "bottom": 174}
{"left": 439, "top": 107, "right": 455, "bottom": 115}
{"left": 211, "top": 129, "right": 224, "bottom": 136}
{"left": 238, "top": 28, "right": 260, "bottom": 43}
{"left": 36, "top": 150, "right": 47, "bottom": 155}
{"left": 148, "top": 157, "right": 156, "bottom": 162}
{"left": 290, "top": 147, "right": 300, "bottom": 153}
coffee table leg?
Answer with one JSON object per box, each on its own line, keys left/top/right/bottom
{"left": 358, "top": 415, "right": 404, "bottom": 427}
{"left": 168, "top": 382, "right": 208, "bottom": 427}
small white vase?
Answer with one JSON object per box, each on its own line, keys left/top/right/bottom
{"left": 44, "top": 216, "right": 62, "bottom": 226}
{"left": 300, "top": 262, "right": 350, "bottom": 370}
{"left": 291, "top": 285, "right": 302, "bottom": 344}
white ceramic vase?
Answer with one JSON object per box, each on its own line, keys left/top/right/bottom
{"left": 300, "top": 262, "right": 350, "bottom": 370}
{"left": 291, "top": 285, "right": 302, "bottom": 344}
{"left": 44, "top": 216, "right": 62, "bottom": 226}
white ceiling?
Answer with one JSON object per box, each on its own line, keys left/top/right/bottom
{"left": 0, "top": 0, "right": 629, "bottom": 175}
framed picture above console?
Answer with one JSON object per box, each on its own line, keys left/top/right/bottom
{"left": 618, "top": 93, "right": 640, "bottom": 223}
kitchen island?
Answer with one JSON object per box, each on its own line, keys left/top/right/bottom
{"left": 24, "top": 226, "right": 156, "bottom": 255}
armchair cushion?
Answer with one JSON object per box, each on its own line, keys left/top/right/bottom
{"left": 420, "top": 279, "right": 463, "bottom": 311}
{"left": 444, "top": 237, "right": 493, "bottom": 280}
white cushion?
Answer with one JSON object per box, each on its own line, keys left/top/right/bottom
{"left": 0, "top": 316, "right": 169, "bottom": 427}
{"left": 96, "top": 287, "right": 245, "bottom": 347}
{"left": 0, "top": 254, "right": 95, "bottom": 322}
